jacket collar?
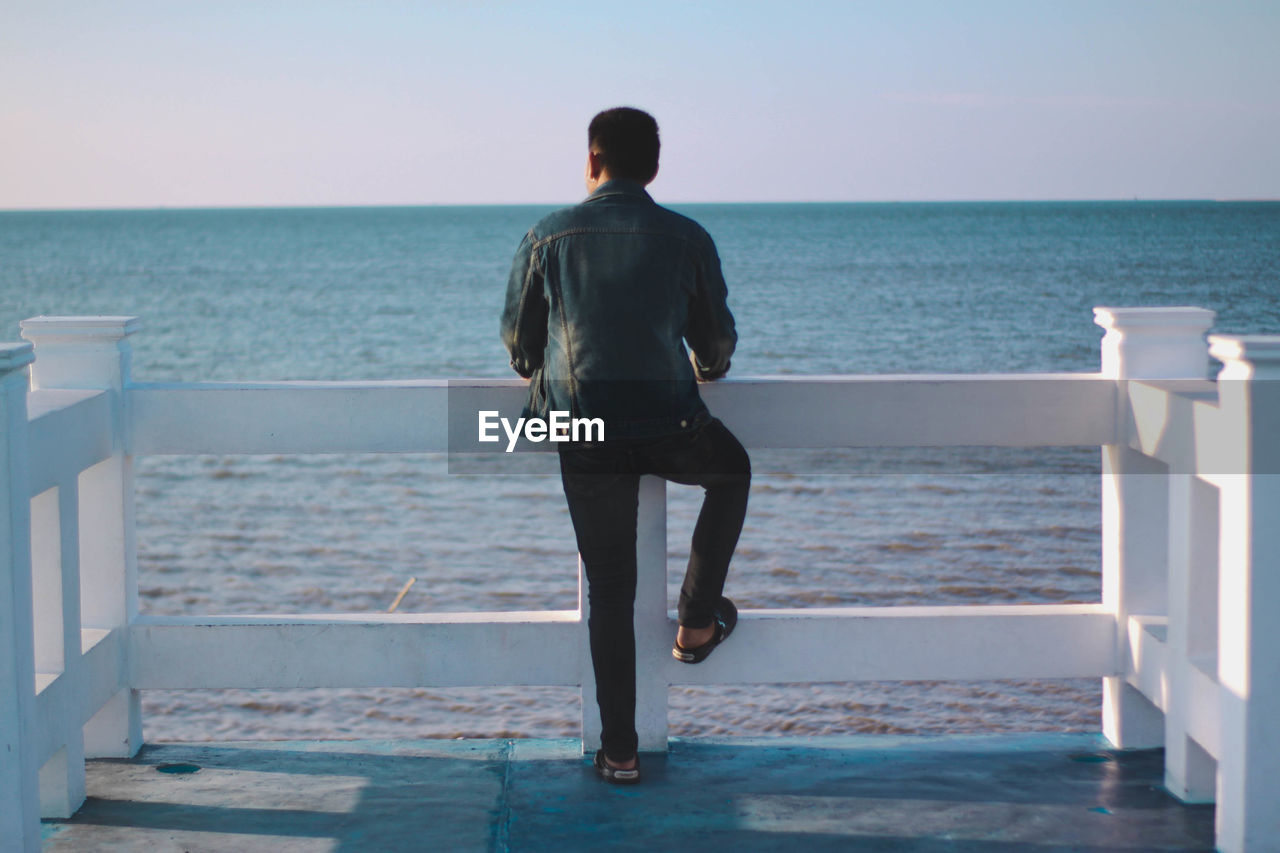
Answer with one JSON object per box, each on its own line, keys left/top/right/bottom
{"left": 584, "top": 178, "right": 654, "bottom": 203}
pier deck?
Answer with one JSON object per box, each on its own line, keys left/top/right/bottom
{"left": 40, "top": 734, "right": 1214, "bottom": 851}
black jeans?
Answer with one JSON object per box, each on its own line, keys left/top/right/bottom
{"left": 558, "top": 417, "right": 751, "bottom": 761}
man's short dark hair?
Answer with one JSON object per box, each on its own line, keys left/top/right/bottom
{"left": 588, "top": 107, "right": 660, "bottom": 183}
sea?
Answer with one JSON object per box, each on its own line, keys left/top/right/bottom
{"left": 2, "top": 201, "right": 1277, "bottom": 741}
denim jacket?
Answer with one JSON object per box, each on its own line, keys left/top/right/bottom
{"left": 500, "top": 179, "right": 737, "bottom": 439}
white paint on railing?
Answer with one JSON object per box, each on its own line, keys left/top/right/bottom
{"left": 26, "top": 389, "right": 112, "bottom": 497}
{"left": 128, "top": 374, "right": 1119, "bottom": 456}
{"left": 1204, "top": 335, "right": 1280, "bottom": 852}
{"left": 1094, "top": 306, "right": 1217, "bottom": 380}
{"left": 122, "top": 604, "right": 1115, "bottom": 688}
{"left": 1094, "top": 306, "right": 1216, "bottom": 751}
{"left": 0, "top": 342, "right": 40, "bottom": 852}
{"left": 32, "top": 628, "right": 123, "bottom": 780}
{"left": 19, "top": 315, "right": 140, "bottom": 392}
{"left": 130, "top": 611, "right": 583, "bottom": 689}
{"left": 1164, "top": 472, "right": 1219, "bottom": 803}
{"left": 18, "top": 317, "right": 143, "bottom": 826}
{"left": 3, "top": 309, "right": 1280, "bottom": 851}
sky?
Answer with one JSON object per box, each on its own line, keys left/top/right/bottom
{"left": 2, "top": 1, "right": 1277, "bottom": 208}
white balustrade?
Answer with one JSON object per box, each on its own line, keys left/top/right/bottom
{"left": 2, "top": 307, "right": 1278, "bottom": 851}
{"left": 21, "top": 316, "right": 143, "bottom": 776}
{"left": 1093, "top": 306, "right": 1216, "bottom": 749}
{"left": 1206, "top": 335, "right": 1280, "bottom": 852}
{"left": 1, "top": 342, "right": 39, "bottom": 853}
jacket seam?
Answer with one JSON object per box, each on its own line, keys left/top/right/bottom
{"left": 546, "top": 273, "right": 580, "bottom": 415}
{"left": 509, "top": 231, "right": 540, "bottom": 372}
{"left": 531, "top": 227, "right": 698, "bottom": 254}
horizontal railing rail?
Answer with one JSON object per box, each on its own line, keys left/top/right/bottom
{"left": 127, "top": 603, "right": 1116, "bottom": 690}
{"left": 27, "top": 389, "right": 113, "bottom": 496}
{"left": 127, "top": 373, "right": 1118, "bottom": 454}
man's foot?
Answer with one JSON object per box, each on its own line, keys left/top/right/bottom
{"left": 672, "top": 597, "right": 738, "bottom": 664}
{"left": 676, "top": 624, "right": 716, "bottom": 649}
{"left": 594, "top": 750, "right": 640, "bottom": 784}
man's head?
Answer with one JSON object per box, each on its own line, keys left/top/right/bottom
{"left": 585, "top": 107, "right": 660, "bottom": 190}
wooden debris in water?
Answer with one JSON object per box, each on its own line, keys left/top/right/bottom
{"left": 387, "top": 577, "right": 416, "bottom": 612}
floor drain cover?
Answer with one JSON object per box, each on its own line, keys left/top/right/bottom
{"left": 155, "top": 762, "right": 201, "bottom": 774}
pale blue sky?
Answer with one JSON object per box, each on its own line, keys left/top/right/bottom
{"left": 2, "top": 1, "right": 1277, "bottom": 207}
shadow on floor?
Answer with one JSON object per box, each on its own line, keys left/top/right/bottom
{"left": 41, "top": 734, "right": 1215, "bottom": 851}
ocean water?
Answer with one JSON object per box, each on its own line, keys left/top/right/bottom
{"left": 3, "top": 201, "right": 1278, "bottom": 741}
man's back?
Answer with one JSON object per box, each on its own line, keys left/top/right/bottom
{"left": 501, "top": 178, "right": 735, "bottom": 438}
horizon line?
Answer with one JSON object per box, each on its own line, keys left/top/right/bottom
{"left": 3, "top": 197, "right": 1278, "bottom": 214}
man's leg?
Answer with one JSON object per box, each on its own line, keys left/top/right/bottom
{"left": 644, "top": 418, "right": 751, "bottom": 635}
{"left": 558, "top": 447, "right": 641, "bottom": 763}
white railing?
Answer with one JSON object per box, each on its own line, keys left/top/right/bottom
{"left": 2, "top": 307, "right": 1278, "bottom": 852}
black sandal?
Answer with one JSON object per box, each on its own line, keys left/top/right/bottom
{"left": 672, "top": 597, "right": 737, "bottom": 663}
{"left": 593, "top": 749, "right": 640, "bottom": 784}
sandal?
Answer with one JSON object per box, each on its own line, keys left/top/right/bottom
{"left": 672, "top": 597, "right": 737, "bottom": 663}
{"left": 593, "top": 749, "right": 641, "bottom": 784}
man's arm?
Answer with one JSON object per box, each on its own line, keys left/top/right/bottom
{"left": 500, "top": 230, "right": 548, "bottom": 378}
{"left": 684, "top": 231, "right": 737, "bottom": 381}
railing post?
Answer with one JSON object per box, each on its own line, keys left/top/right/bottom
{"left": 578, "top": 557, "right": 599, "bottom": 752}
{"left": 633, "top": 475, "right": 670, "bottom": 751}
{"left": 579, "top": 475, "right": 669, "bottom": 753}
{"left": 1093, "top": 306, "right": 1214, "bottom": 748}
{"left": 0, "top": 343, "right": 40, "bottom": 853}
{"left": 31, "top": 482, "right": 88, "bottom": 818}
{"left": 20, "top": 316, "right": 143, "bottom": 758}
{"left": 1206, "top": 334, "right": 1280, "bottom": 853}
{"left": 1163, "top": 471, "right": 1217, "bottom": 802}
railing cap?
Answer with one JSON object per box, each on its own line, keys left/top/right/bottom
{"left": 0, "top": 342, "right": 35, "bottom": 374}
{"left": 1094, "top": 306, "right": 1215, "bottom": 379}
{"left": 1208, "top": 334, "right": 1280, "bottom": 379}
{"left": 20, "top": 315, "right": 142, "bottom": 344}
{"left": 1093, "top": 306, "right": 1216, "bottom": 332}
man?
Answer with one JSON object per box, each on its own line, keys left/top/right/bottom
{"left": 501, "top": 107, "right": 750, "bottom": 785}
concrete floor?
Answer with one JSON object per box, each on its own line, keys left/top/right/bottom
{"left": 41, "top": 733, "right": 1215, "bottom": 852}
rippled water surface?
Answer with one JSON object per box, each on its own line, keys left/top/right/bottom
{"left": 4, "top": 201, "right": 1277, "bottom": 740}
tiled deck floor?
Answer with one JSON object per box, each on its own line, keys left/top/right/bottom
{"left": 41, "top": 733, "right": 1215, "bottom": 851}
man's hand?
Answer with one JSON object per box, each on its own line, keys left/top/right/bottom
{"left": 690, "top": 349, "right": 729, "bottom": 382}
